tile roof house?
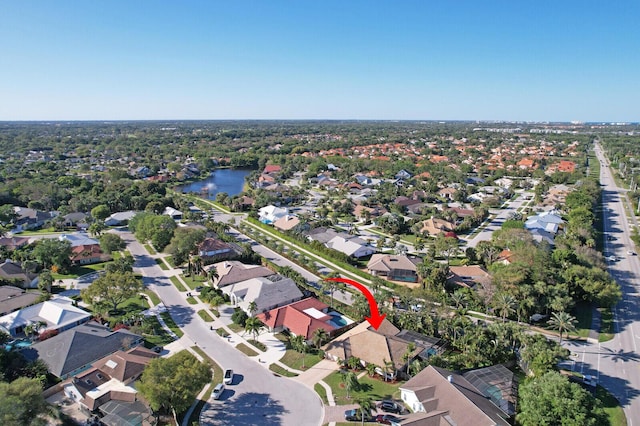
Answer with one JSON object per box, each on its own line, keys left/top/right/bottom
{"left": 273, "top": 214, "right": 301, "bottom": 232}
{"left": 324, "top": 319, "right": 443, "bottom": 380}
{"left": 447, "top": 265, "right": 492, "bottom": 290}
{"left": 257, "top": 297, "right": 352, "bottom": 341}
{"left": 0, "top": 236, "right": 30, "bottom": 251}
{"left": 204, "top": 261, "right": 274, "bottom": 289}
{"left": 437, "top": 187, "right": 458, "bottom": 201}
{"left": 22, "top": 322, "right": 143, "bottom": 379}
{"left": 0, "top": 259, "right": 39, "bottom": 288}
{"left": 420, "top": 218, "right": 455, "bottom": 236}
{"left": 222, "top": 275, "right": 304, "bottom": 315}
{"left": 63, "top": 346, "right": 158, "bottom": 413}
{"left": 399, "top": 365, "right": 511, "bottom": 426}
{"left": 0, "top": 286, "right": 41, "bottom": 316}
{"left": 197, "top": 237, "right": 235, "bottom": 259}
{"left": 367, "top": 254, "right": 419, "bottom": 283}
{"left": 0, "top": 296, "right": 91, "bottom": 337}
{"left": 70, "top": 244, "right": 106, "bottom": 265}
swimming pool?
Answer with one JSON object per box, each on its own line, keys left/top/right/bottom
{"left": 5, "top": 340, "right": 32, "bottom": 351}
{"left": 328, "top": 311, "right": 354, "bottom": 328}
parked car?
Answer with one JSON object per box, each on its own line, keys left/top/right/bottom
{"left": 151, "top": 346, "right": 163, "bottom": 353}
{"left": 195, "top": 286, "right": 204, "bottom": 292}
{"left": 212, "top": 383, "right": 224, "bottom": 400}
{"left": 224, "top": 369, "right": 234, "bottom": 384}
{"left": 375, "top": 414, "right": 402, "bottom": 425}
{"left": 377, "top": 400, "right": 402, "bottom": 414}
{"left": 627, "top": 250, "right": 637, "bottom": 256}
{"left": 583, "top": 374, "right": 597, "bottom": 387}
{"left": 344, "top": 409, "right": 373, "bottom": 422}
{"left": 606, "top": 255, "right": 617, "bottom": 262}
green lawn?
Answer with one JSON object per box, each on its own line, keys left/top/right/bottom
{"left": 181, "top": 273, "right": 207, "bottom": 290}
{"left": 52, "top": 263, "right": 106, "bottom": 279}
{"left": 186, "top": 296, "right": 198, "bottom": 305}
{"left": 160, "top": 312, "right": 184, "bottom": 337}
{"left": 269, "top": 363, "right": 298, "bottom": 377}
{"left": 144, "top": 244, "right": 156, "bottom": 255}
{"left": 596, "top": 385, "right": 627, "bottom": 426}
{"left": 155, "top": 258, "right": 168, "bottom": 270}
{"left": 142, "top": 316, "right": 177, "bottom": 348}
{"left": 278, "top": 349, "right": 323, "bottom": 371}
{"left": 235, "top": 343, "right": 259, "bottom": 357}
{"left": 324, "top": 370, "right": 403, "bottom": 405}
{"left": 314, "top": 383, "right": 328, "bottom": 404}
{"left": 197, "top": 309, "right": 214, "bottom": 322}
{"left": 599, "top": 307, "right": 615, "bottom": 342}
{"left": 143, "top": 289, "right": 161, "bottom": 306}
{"left": 169, "top": 276, "right": 187, "bottom": 292}
{"left": 228, "top": 323, "right": 244, "bottom": 333}
{"left": 216, "top": 328, "right": 229, "bottom": 337}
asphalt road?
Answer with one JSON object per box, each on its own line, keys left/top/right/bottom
{"left": 465, "top": 191, "right": 532, "bottom": 248}
{"left": 564, "top": 144, "right": 640, "bottom": 425}
{"left": 116, "top": 229, "right": 324, "bottom": 426}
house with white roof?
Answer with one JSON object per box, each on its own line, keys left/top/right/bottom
{"left": 0, "top": 296, "right": 91, "bottom": 337}
{"left": 104, "top": 211, "right": 137, "bottom": 226}
{"left": 326, "top": 235, "right": 375, "bottom": 258}
{"left": 258, "top": 205, "right": 289, "bottom": 224}
{"left": 163, "top": 206, "right": 183, "bottom": 220}
{"left": 524, "top": 210, "right": 563, "bottom": 234}
{"left": 59, "top": 233, "right": 100, "bottom": 248}
{"left": 221, "top": 275, "right": 303, "bottom": 315}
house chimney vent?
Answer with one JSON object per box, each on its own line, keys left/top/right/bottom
{"left": 447, "top": 375, "right": 454, "bottom": 383}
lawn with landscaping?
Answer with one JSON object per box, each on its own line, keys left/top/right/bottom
{"left": 324, "top": 369, "right": 403, "bottom": 406}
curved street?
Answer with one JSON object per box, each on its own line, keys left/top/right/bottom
{"left": 116, "top": 229, "right": 325, "bottom": 426}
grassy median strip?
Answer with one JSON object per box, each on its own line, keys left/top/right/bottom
{"left": 599, "top": 307, "right": 615, "bottom": 342}
{"left": 269, "top": 363, "right": 298, "bottom": 377}
{"left": 143, "top": 289, "right": 162, "bottom": 306}
{"left": 144, "top": 244, "right": 156, "bottom": 255}
{"left": 155, "top": 258, "right": 168, "bottom": 270}
{"left": 235, "top": 343, "right": 259, "bottom": 357}
{"left": 170, "top": 276, "right": 187, "bottom": 292}
{"left": 160, "top": 312, "right": 184, "bottom": 337}
{"left": 197, "top": 309, "right": 214, "bottom": 322}
{"left": 314, "top": 383, "right": 328, "bottom": 404}
{"left": 186, "top": 296, "right": 198, "bottom": 305}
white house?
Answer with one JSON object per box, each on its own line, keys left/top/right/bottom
{"left": 258, "top": 205, "right": 289, "bottom": 224}
{"left": 326, "top": 236, "right": 375, "bottom": 258}
{"left": 222, "top": 275, "right": 303, "bottom": 315}
{"left": 104, "top": 211, "right": 137, "bottom": 226}
{"left": 0, "top": 296, "right": 91, "bottom": 337}
{"left": 525, "top": 210, "right": 563, "bottom": 234}
{"left": 163, "top": 206, "right": 183, "bottom": 220}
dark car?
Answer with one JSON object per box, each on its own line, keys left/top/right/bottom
{"left": 377, "top": 400, "right": 402, "bottom": 414}
{"left": 375, "top": 414, "right": 402, "bottom": 425}
{"left": 344, "top": 409, "right": 373, "bottom": 422}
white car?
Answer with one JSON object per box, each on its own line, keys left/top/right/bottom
{"left": 627, "top": 250, "right": 636, "bottom": 256}
{"left": 212, "top": 383, "right": 224, "bottom": 400}
{"left": 224, "top": 369, "right": 233, "bottom": 385}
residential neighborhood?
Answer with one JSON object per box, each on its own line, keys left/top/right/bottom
{"left": 0, "top": 120, "right": 637, "bottom": 426}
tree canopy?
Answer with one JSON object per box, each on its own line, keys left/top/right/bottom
{"left": 137, "top": 351, "right": 211, "bottom": 420}
{"left": 81, "top": 271, "right": 143, "bottom": 312}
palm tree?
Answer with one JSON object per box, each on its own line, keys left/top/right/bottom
{"left": 341, "top": 371, "right": 359, "bottom": 399}
{"left": 450, "top": 290, "right": 467, "bottom": 311}
{"left": 248, "top": 301, "right": 258, "bottom": 317}
{"left": 547, "top": 311, "right": 577, "bottom": 344}
{"left": 381, "top": 358, "right": 395, "bottom": 382}
{"left": 402, "top": 342, "right": 416, "bottom": 373}
{"left": 244, "top": 317, "right": 264, "bottom": 342}
{"left": 493, "top": 293, "right": 516, "bottom": 322}
{"left": 312, "top": 328, "right": 328, "bottom": 349}
{"left": 290, "top": 335, "right": 308, "bottom": 368}
{"left": 365, "top": 363, "right": 377, "bottom": 377}
{"left": 207, "top": 267, "right": 219, "bottom": 285}
{"left": 355, "top": 395, "right": 373, "bottom": 425}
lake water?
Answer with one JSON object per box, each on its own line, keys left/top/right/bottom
{"left": 177, "top": 169, "right": 253, "bottom": 199}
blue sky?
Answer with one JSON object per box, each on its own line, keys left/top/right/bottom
{"left": 1, "top": 1, "right": 638, "bottom": 121}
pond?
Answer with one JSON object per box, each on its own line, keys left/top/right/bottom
{"left": 176, "top": 169, "right": 253, "bottom": 199}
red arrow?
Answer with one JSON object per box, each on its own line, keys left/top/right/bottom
{"left": 326, "top": 277, "right": 386, "bottom": 330}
